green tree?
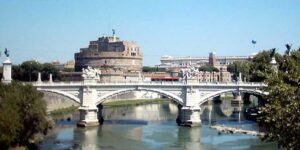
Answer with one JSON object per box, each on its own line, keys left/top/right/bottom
{"left": 227, "top": 61, "right": 251, "bottom": 81}
{"left": 0, "top": 82, "right": 50, "bottom": 149}
{"left": 20, "top": 61, "right": 43, "bottom": 81}
{"left": 12, "top": 61, "right": 59, "bottom": 82}
{"left": 142, "top": 66, "right": 165, "bottom": 72}
{"left": 42, "top": 63, "right": 59, "bottom": 81}
{"left": 12, "top": 65, "right": 24, "bottom": 81}
{"left": 198, "top": 65, "right": 219, "bottom": 72}
{"left": 249, "top": 50, "right": 283, "bottom": 82}
{"left": 258, "top": 48, "right": 300, "bottom": 149}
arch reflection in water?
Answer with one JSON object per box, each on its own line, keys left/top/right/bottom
{"left": 73, "top": 125, "right": 149, "bottom": 150}
{"left": 102, "top": 102, "right": 178, "bottom": 124}
{"left": 201, "top": 100, "right": 246, "bottom": 125}
{"left": 73, "top": 124, "right": 203, "bottom": 150}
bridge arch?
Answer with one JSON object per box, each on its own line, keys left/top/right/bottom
{"left": 198, "top": 89, "right": 267, "bottom": 106}
{"left": 95, "top": 88, "right": 184, "bottom": 106}
{"left": 38, "top": 89, "right": 81, "bottom": 104}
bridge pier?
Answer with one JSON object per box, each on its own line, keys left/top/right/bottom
{"left": 77, "top": 106, "right": 99, "bottom": 127}
{"left": 77, "top": 85, "right": 100, "bottom": 127}
{"left": 177, "top": 106, "right": 201, "bottom": 127}
{"left": 243, "top": 93, "right": 251, "bottom": 104}
{"left": 177, "top": 85, "right": 202, "bottom": 127}
{"left": 257, "top": 95, "right": 265, "bottom": 106}
{"left": 232, "top": 91, "right": 243, "bottom": 104}
{"left": 231, "top": 104, "right": 243, "bottom": 123}
{"left": 97, "top": 104, "right": 104, "bottom": 125}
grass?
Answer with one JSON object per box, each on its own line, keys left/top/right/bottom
{"left": 102, "top": 98, "right": 169, "bottom": 108}
{"left": 49, "top": 105, "right": 79, "bottom": 116}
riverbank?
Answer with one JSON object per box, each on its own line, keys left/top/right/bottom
{"left": 210, "top": 125, "right": 265, "bottom": 136}
{"left": 49, "top": 105, "right": 79, "bottom": 117}
{"left": 103, "top": 98, "right": 169, "bottom": 108}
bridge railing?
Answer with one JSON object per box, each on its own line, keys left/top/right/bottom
{"left": 30, "top": 80, "right": 265, "bottom": 87}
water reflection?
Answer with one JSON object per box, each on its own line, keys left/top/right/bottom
{"left": 201, "top": 101, "right": 248, "bottom": 126}
{"left": 40, "top": 100, "right": 278, "bottom": 150}
{"left": 102, "top": 103, "right": 178, "bottom": 123}
{"left": 177, "top": 127, "right": 201, "bottom": 149}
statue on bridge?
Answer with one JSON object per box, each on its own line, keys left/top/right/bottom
{"left": 180, "top": 66, "right": 199, "bottom": 80}
{"left": 4, "top": 48, "right": 9, "bottom": 57}
{"left": 82, "top": 66, "right": 101, "bottom": 80}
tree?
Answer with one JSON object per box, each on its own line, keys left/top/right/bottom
{"left": 227, "top": 61, "right": 251, "bottom": 81}
{"left": 20, "top": 61, "right": 42, "bottom": 81}
{"left": 198, "top": 65, "right": 219, "bottom": 72}
{"left": 12, "top": 61, "right": 59, "bottom": 82}
{"left": 249, "top": 50, "right": 283, "bottom": 82}
{"left": 41, "top": 63, "right": 59, "bottom": 81}
{"left": 142, "top": 66, "right": 165, "bottom": 72}
{"left": 258, "top": 48, "right": 300, "bottom": 149}
{"left": 0, "top": 82, "right": 50, "bottom": 149}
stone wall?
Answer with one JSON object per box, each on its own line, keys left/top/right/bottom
{"left": 42, "top": 91, "right": 79, "bottom": 112}
{"left": 74, "top": 35, "right": 143, "bottom": 73}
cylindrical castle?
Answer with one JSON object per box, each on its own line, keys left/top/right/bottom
{"left": 75, "top": 34, "right": 143, "bottom": 73}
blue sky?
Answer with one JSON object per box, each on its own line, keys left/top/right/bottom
{"left": 0, "top": 0, "right": 300, "bottom": 66}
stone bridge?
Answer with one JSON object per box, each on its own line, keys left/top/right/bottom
{"left": 32, "top": 78, "right": 267, "bottom": 127}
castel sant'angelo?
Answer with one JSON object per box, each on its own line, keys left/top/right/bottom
{"left": 75, "top": 31, "right": 143, "bottom": 82}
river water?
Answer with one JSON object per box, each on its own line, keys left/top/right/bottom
{"left": 39, "top": 100, "right": 278, "bottom": 150}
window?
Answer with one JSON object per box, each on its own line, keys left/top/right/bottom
{"left": 131, "top": 53, "right": 136, "bottom": 56}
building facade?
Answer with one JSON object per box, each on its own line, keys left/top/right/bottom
{"left": 157, "top": 52, "right": 250, "bottom": 83}
{"left": 196, "top": 71, "right": 231, "bottom": 82}
{"left": 74, "top": 34, "right": 143, "bottom": 82}
{"left": 159, "top": 53, "right": 252, "bottom": 69}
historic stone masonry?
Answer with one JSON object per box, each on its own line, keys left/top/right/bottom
{"left": 74, "top": 32, "right": 143, "bottom": 82}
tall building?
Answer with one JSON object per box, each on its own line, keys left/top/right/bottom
{"left": 74, "top": 33, "right": 143, "bottom": 82}
{"left": 208, "top": 52, "right": 216, "bottom": 66}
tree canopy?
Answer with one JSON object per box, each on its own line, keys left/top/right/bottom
{"left": 226, "top": 50, "right": 285, "bottom": 82}
{"left": 142, "top": 66, "right": 166, "bottom": 72}
{"left": 227, "top": 61, "right": 251, "bottom": 81}
{"left": 13, "top": 60, "right": 59, "bottom": 81}
{"left": 249, "top": 50, "right": 284, "bottom": 82}
{"left": 0, "top": 82, "right": 50, "bottom": 149}
{"left": 198, "top": 65, "right": 219, "bottom": 72}
{"left": 257, "top": 48, "right": 300, "bottom": 149}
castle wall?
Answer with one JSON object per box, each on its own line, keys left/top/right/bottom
{"left": 74, "top": 35, "right": 143, "bottom": 82}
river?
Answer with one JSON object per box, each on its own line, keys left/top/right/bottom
{"left": 39, "top": 100, "right": 278, "bottom": 150}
